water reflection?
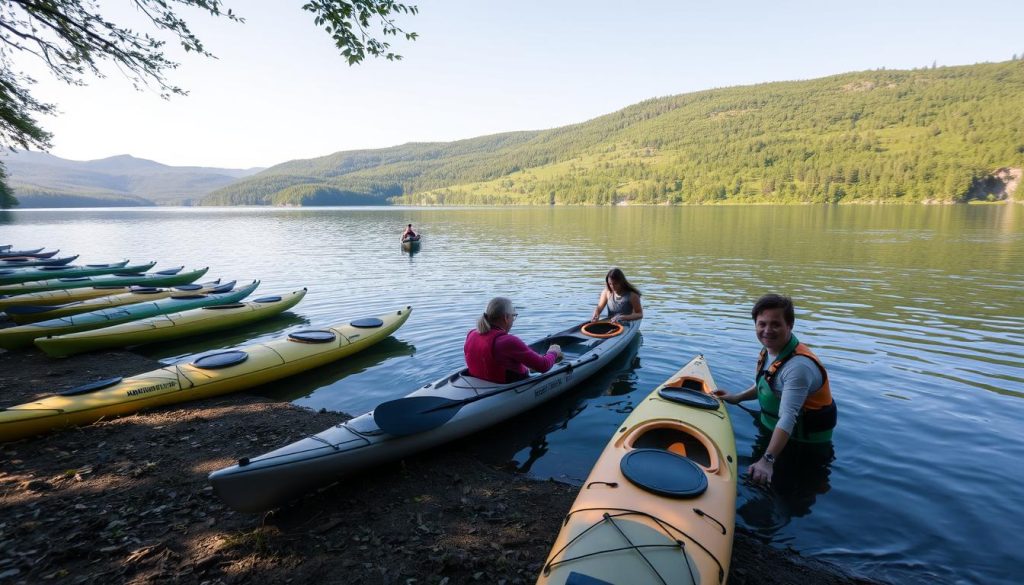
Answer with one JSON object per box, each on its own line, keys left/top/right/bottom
{"left": 734, "top": 410, "right": 836, "bottom": 539}
{"left": 258, "top": 337, "right": 417, "bottom": 404}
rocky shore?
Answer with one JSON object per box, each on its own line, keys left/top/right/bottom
{"left": 0, "top": 349, "right": 882, "bottom": 585}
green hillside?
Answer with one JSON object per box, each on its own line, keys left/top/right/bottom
{"left": 203, "top": 60, "right": 1024, "bottom": 206}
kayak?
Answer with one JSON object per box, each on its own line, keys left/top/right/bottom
{"left": 401, "top": 235, "right": 421, "bottom": 251}
{"left": 0, "top": 280, "right": 258, "bottom": 350}
{"left": 208, "top": 318, "right": 640, "bottom": 512}
{"left": 0, "top": 260, "right": 154, "bottom": 286}
{"left": 0, "top": 278, "right": 213, "bottom": 311}
{"left": 0, "top": 266, "right": 207, "bottom": 297}
{"left": 0, "top": 306, "right": 412, "bottom": 442}
{"left": 537, "top": 355, "right": 737, "bottom": 585}
{"left": 0, "top": 249, "right": 59, "bottom": 259}
{"left": 0, "top": 255, "right": 80, "bottom": 267}
{"left": 0, "top": 247, "right": 44, "bottom": 257}
{"left": 6, "top": 279, "right": 233, "bottom": 324}
{"left": 36, "top": 288, "right": 307, "bottom": 357}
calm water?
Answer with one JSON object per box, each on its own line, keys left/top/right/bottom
{"left": 2, "top": 205, "right": 1022, "bottom": 585}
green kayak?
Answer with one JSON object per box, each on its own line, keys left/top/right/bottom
{"left": 0, "top": 260, "right": 155, "bottom": 286}
{"left": 37, "top": 288, "right": 307, "bottom": 357}
{"left": 0, "top": 266, "right": 208, "bottom": 297}
{"left": 0, "top": 280, "right": 259, "bottom": 350}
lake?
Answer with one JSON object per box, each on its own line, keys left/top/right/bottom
{"left": 2, "top": 205, "right": 1021, "bottom": 585}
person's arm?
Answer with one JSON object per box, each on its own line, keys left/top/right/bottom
{"left": 714, "top": 383, "right": 757, "bottom": 404}
{"left": 747, "top": 357, "right": 821, "bottom": 486}
{"left": 497, "top": 335, "right": 559, "bottom": 373}
{"left": 611, "top": 293, "right": 644, "bottom": 322}
{"left": 591, "top": 290, "right": 608, "bottom": 322}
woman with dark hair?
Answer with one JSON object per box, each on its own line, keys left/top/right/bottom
{"left": 590, "top": 268, "right": 643, "bottom": 323}
{"left": 464, "top": 297, "right": 562, "bottom": 384}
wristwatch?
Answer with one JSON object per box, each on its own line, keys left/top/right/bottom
{"left": 763, "top": 453, "right": 776, "bottom": 464}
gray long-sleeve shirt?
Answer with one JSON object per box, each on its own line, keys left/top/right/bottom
{"left": 763, "top": 354, "right": 824, "bottom": 434}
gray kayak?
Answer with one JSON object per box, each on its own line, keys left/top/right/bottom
{"left": 209, "top": 319, "right": 641, "bottom": 512}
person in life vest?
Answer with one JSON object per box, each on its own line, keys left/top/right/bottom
{"left": 714, "top": 294, "right": 837, "bottom": 487}
{"left": 401, "top": 224, "right": 418, "bottom": 241}
{"left": 590, "top": 267, "right": 644, "bottom": 324}
{"left": 464, "top": 297, "right": 563, "bottom": 384}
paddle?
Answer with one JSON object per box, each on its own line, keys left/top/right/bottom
{"left": 373, "top": 353, "right": 600, "bottom": 436}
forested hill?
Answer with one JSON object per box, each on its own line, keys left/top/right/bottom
{"left": 4, "top": 152, "right": 262, "bottom": 207}
{"left": 203, "top": 60, "right": 1024, "bottom": 206}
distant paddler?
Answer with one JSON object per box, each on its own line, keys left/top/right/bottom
{"left": 714, "top": 294, "right": 838, "bottom": 487}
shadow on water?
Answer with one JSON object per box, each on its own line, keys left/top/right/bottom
{"left": 467, "top": 334, "right": 643, "bottom": 473}
{"left": 733, "top": 410, "right": 836, "bottom": 539}
{"left": 255, "top": 337, "right": 418, "bottom": 404}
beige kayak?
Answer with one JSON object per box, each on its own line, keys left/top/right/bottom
{"left": 538, "top": 354, "right": 737, "bottom": 585}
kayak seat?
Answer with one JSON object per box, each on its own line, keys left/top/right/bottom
{"left": 350, "top": 317, "right": 384, "bottom": 328}
{"left": 288, "top": 330, "right": 337, "bottom": 344}
{"left": 631, "top": 426, "right": 713, "bottom": 469}
{"left": 253, "top": 295, "right": 283, "bottom": 303}
{"left": 191, "top": 350, "right": 249, "bottom": 369}
{"left": 565, "top": 572, "right": 616, "bottom": 585}
{"left": 60, "top": 377, "right": 123, "bottom": 396}
{"left": 620, "top": 448, "right": 708, "bottom": 499}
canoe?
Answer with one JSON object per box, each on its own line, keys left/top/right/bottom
{"left": 0, "top": 249, "right": 59, "bottom": 259}
{"left": 0, "top": 278, "right": 215, "bottom": 311}
{"left": 0, "top": 280, "right": 258, "bottom": 350}
{"left": 208, "top": 318, "right": 641, "bottom": 512}
{"left": 0, "top": 266, "right": 207, "bottom": 297}
{"left": 0, "top": 255, "right": 79, "bottom": 267}
{"left": 0, "top": 306, "right": 412, "bottom": 442}
{"left": 401, "top": 235, "right": 421, "bottom": 251}
{"left": 37, "top": 288, "right": 307, "bottom": 357}
{"left": 537, "top": 355, "right": 737, "bottom": 585}
{"left": 6, "top": 279, "right": 234, "bottom": 324}
{"left": 0, "top": 260, "right": 154, "bottom": 286}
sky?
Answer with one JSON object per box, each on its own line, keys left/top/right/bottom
{"left": 10, "top": 0, "right": 1024, "bottom": 169}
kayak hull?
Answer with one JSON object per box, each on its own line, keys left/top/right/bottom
{"left": 537, "top": 355, "right": 737, "bottom": 585}
{"left": 36, "top": 288, "right": 307, "bottom": 357}
{"left": 0, "top": 267, "right": 208, "bottom": 297}
{"left": 0, "top": 306, "right": 412, "bottom": 441}
{"left": 0, "top": 260, "right": 153, "bottom": 286}
{"left": 209, "top": 319, "right": 641, "bottom": 512}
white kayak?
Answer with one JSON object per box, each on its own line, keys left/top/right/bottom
{"left": 209, "top": 319, "right": 641, "bottom": 512}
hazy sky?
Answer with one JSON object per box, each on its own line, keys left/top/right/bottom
{"left": 13, "top": 0, "right": 1023, "bottom": 169}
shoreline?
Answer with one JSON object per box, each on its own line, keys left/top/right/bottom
{"left": 0, "top": 348, "right": 883, "bottom": 584}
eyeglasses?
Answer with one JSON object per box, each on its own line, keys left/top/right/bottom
{"left": 510, "top": 313, "right": 519, "bottom": 319}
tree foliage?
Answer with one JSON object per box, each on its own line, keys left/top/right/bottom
{"left": 0, "top": 0, "right": 418, "bottom": 207}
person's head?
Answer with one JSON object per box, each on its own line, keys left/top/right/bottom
{"left": 408, "top": 224, "right": 412, "bottom": 228}
{"left": 477, "top": 296, "right": 517, "bottom": 333}
{"left": 605, "top": 268, "right": 641, "bottom": 296}
{"left": 751, "top": 294, "right": 795, "bottom": 353}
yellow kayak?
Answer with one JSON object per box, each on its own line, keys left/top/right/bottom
{"left": 538, "top": 355, "right": 737, "bottom": 585}
{"left": 0, "top": 305, "right": 412, "bottom": 441}
{"left": 36, "top": 288, "right": 307, "bottom": 357}
{"left": 6, "top": 279, "right": 231, "bottom": 324}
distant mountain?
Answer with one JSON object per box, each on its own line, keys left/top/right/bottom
{"left": 204, "top": 60, "right": 1024, "bottom": 206}
{"left": 3, "top": 152, "right": 264, "bottom": 207}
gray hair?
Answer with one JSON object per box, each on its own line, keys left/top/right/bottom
{"left": 477, "top": 296, "right": 514, "bottom": 333}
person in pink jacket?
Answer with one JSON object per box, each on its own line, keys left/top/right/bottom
{"left": 464, "top": 297, "right": 562, "bottom": 383}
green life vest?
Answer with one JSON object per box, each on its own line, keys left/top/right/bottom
{"left": 755, "top": 335, "right": 836, "bottom": 444}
